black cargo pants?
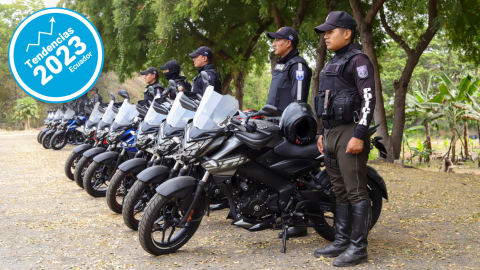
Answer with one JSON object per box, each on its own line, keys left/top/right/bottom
{"left": 323, "top": 122, "right": 370, "bottom": 205}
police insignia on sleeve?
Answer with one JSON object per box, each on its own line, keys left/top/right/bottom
{"left": 356, "top": 65, "right": 368, "bottom": 78}
{"left": 177, "top": 85, "right": 184, "bottom": 91}
{"left": 296, "top": 70, "right": 305, "bottom": 81}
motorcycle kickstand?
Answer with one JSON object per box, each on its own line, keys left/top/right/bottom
{"left": 281, "top": 226, "right": 288, "bottom": 253}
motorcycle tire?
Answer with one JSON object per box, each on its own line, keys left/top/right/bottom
{"left": 122, "top": 180, "right": 153, "bottom": 230}
{"left": 139, "top": 194, "right": 205, "bottom": 255}
{"left": 37, "top": 130, "right": 44, "bottom": 143}
{"left": 74, "top": 156, "right": 92, "bottom": 189}
{"left": 42, "top": 133, "right": 53, "bottom": 149}
{"left": 51, "top": 133, "right": 67, "bottom": 150}
{"left": 64, "top": 151, "right": 83, "bottom": 181}
{"left": 83, "top": 161, "right": 112, "bottom": 197}
{"left": 106, "top": 170, "right": 136, "bottom": 214}
{"left": 310, "top": 180, "right": 383, "bottom": 242}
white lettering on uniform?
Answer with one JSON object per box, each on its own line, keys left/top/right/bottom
{"left": 359, "top": 87, "right": 371, "bottom": 126}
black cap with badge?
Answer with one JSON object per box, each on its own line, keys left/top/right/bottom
{"left": 140, "top": 67, "right": 159, "bottom": 76}
{"left": 189, "top": 46, "right": 214, "bottom": 59}
{"left": 159, "top": 60, "right": 180, "bottom": 73}
{"left": 266, "top": 26, "right": 299, "bottom": 45}
{"left": 314, "top": 11, "right": 356, "bottom": 33}
{"left": 89, "top": 87, "right": 98, "bottom": 92}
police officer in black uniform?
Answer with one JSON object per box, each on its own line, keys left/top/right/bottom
{"left": 89, "top": 87, "right": 103, "bottom": 105}
{"left": 140, "top": 67, "right": 164, "bottom": 102}
{"left": 159, "top": 60, "right": 191, "bottom": 100}
{"left": 265, "top": 26, "right": 313, "bottom": 238}
{"left": 312, "top": 11, "right": 376, "bottom": 267}
{"left": 189, "top": 46, "right": 222, "bottom": 95}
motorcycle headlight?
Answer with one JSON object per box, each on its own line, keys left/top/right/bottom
{"left": 84, "top": 126, "right": 96, "bottom": 136}
{"left": 95, "top": 129, "right": 107, "bottom": 140}
{"left": 108, "top": 130, "right": 125, "bottom": 142}
{"left": 155, "top": 124, "right": 177, "bottom": 153}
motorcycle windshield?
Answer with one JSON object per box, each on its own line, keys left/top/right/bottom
{"left": 88, "top": 103, "right": 103, "bottom": 123}
{"left": 53, "top": 109, "right": 64, "bottom": 120}
{"left": 63, "top": 108, "right": 75, "bottom": 120}
{"left": 144, "top": 102, "right": 167, "bottom": 126}
{"left": 166, "top": 92, "right": 196, "bottom": 128}
{"left": 193, "top": 86, "right": 239, "bottom": 130}
{"left": 102, "top": 101, "right": 116, "bottom": 124}
{"left": 114, "top": 99, "right": 139, "bottom": 125}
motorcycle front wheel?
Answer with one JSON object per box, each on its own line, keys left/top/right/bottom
{"left": 106, "top": 170, "right": 137, "bottom": 214}
{"left": 51, "top": 133, "right": 67, "bottom": 150}
{"left": 83, "top": 161, "right": 112, "bottom": 197}
{"left": 139, "top": 194, "right": 205, "bottom": 256}
{"left": 74, "top": 156, "right": 92, "bottom": 188}
{"left": 42, "top": 133, "right": 53, "bottom": 149}
{"left": 64, "top": 151, "right": 82, "bottom": 180}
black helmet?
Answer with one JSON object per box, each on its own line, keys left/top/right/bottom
{"left": 280, "top": 101, "right": 317, "bottom": 145}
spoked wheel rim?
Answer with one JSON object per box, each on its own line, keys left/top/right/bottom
{"left": 133, "top": 184, "right": 155, "bottom": 224}
{"left": 115, "top": 173, "right": 136, "bottom": 208}
{"left": 90, "top": 164, "right": 111, "bottom": 192}
{"left": 43, "top": 135, "right": 52, "bottom": 148}
{"left": 81, "top": 161, "right": 91, "bottom": 180}
{"left": 71, "top": 154, "right": 82, "bottom": 172}
{"left": 151, "top": 198, "right": 189, "bottom": 248}
{"left": 52, "top": 135, "right": 66, "bottom": 148}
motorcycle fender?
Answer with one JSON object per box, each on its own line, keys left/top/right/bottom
{"left": 72, "top": 144, "right": 93, "bottom": 154}
{"left": 54, "top": 130, "right": 65, "bottom": 136}
{"left": 118, "top": 158, "right": 148, "bottom": 174}
{"left": 83, "top": 147, "right": 106, "bottom": 159}
{"left": 367, "top": 166, "right": 388, "bottom": 200}
{"left": 40, "top": 128, "right": 49, "bottom": 133}
{"left": 156, "top": 176, "right": 197, "bottom": 199}
{"left": 137, "top": 165, "right": 170, "bottom": 184}
{"left": 93, "top": 151, "right": 119, "bottom": 165}
{"left": 45, "top": 129, "right": 56, "bottom": 136}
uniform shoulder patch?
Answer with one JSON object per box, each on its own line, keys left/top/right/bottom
{"left": 177, "top": 85, "right": 184, "bottom": 91}
{"left": 356, "top": 65, "right": 368, "bottom": 78}
{"left": 296, "top": 70, "right": 305, "bottom": 81}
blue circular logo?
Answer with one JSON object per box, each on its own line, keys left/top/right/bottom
{"left": 8, "top": 8, "right": 104, "bottom": 103}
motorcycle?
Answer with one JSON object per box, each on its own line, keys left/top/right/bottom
{"left": 50, "top": 100, "right": 88, "bottom": 150}
{"left": 37, "top": 109, "right": 54, "bottom": 143}
{"left": 74, "top": 92, "right": 122, "bottom": 188}
{"left": 82, "top": 91, "right": 142, "bottom": 197}
{"left": 137, "top": 77, "right": 388, "bottom": 256}
{"left": 105, "top": 95, "right": 172, "bottom": 213}
{"left": 42, "top": 108, "right": 65, "bottom": 149}
{"left": 64, "top": 101, "right": 105, "bottom": 180}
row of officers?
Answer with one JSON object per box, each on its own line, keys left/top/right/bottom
{"left": 87, "top": 11, "right": 376, "bottom": 267}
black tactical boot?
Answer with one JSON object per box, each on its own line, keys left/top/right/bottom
{"left": 314, "top": 203, "right": 351, "bottom": 258}
{"left": 278, "top": 226, "right": 308, "bottom": 238}
{"left": 332, "top": 199, "right": 371, "bottom": 267}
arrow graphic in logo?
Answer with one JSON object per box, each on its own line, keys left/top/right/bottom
{"left": 26, "top": 16, "right": 55, "bottom": 52}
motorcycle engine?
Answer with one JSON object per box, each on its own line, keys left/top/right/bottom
{"left": 236, "top": 177, "right": 273, "bottom": 218}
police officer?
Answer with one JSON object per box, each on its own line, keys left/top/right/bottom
{"left": 189, "top": 46, "right": 222, "bottom": 95}
{"left": 89, "top": 87, "right": 103, "bottom": 105}
{"left": 266, "top": 26, "right": 312, "bottom": 112}
{"left": 159, "top": 60, "right": 191, "bottom": 100}
{"left": 313, "top": 11, "right": 376, "bottom": 267}
{"left": 266, "top": 26, "right": 312, "bottom": 239}
{"left": 140, "top": 67, "right": 164, "bottom": 102}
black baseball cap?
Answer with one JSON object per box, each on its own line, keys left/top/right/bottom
{"left": 140, "top": 67, "right": 159, "bottom": 76}
{"left": 89, "top": 87, "right": 98, "bottom": 92}
{"left": 314, "top": 11, "right": 356, "bottom": 33}
{"left": 159, "top": 60, "right": 180, "bottom": 72}
{"left": 189, "top": 46, "right": 214, "bottom": 59}
{"left": 266, "top": 26, "right": 299, "bottom": 45}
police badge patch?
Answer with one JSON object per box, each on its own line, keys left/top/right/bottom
{"left": 296, "top": 70, "right": 305, "bottom": 81}
{"left": 356, "top": 65, "right": 368, "bottom": 78}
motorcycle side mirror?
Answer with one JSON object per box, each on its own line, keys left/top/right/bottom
{"left": 258, "top": 105, "right": 282, "bottom": 117}
{"left": 147, "top": 85, "right": 156, "bottom": 97}
{"left": 110, "top": 92, "right": 115, "bottom": 102}
{"left": 118, "top": 90, "right": 129, "bottom": 100}
{"left": 200, "top": 71, "right": 210, "bottom": 86}
{"left": 168, "top": 80, "right": 177, "bottom": 89}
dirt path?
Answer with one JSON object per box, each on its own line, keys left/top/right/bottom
{"left": 0, "top": 133, "right": 479, "bottom": 269}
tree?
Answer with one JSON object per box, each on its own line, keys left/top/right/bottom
{"left": 417, "top": 74, "right": 480, "bottom": 163}
{"left": 12, "top": 97, "right": 39, "bottom": 130}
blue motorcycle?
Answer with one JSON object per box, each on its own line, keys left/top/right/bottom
{"left": 50, "top": 101, "right": 87, "bottom": 150}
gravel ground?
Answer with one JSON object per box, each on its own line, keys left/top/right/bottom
{"left": 0, "top": 133, "right": 479, "bottom": 269}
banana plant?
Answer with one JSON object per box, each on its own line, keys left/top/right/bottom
{"left": 415, "top": 74, "right": 480, "bottom": 164}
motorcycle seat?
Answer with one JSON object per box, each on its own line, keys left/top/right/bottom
{"left": 235, "top": 130, "right": 274, "bottom": 150}
{"left": 273, "top": 137, "right": 321, "bottom": 160}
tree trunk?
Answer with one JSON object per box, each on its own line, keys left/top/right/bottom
{"left": 312, "top": 32, "right": 328, "bottom": 133}
{"left": 24, "top": 119, "right": 28, "bottom": 130}
{"left": 425, "top": 121, "right": 432, "bottom": 163}
{"left": 221, "top": 73, "right": 234, "bottom": 95}
{"left": 451, "top": 121, "right": 456, "bottom": 164}
{"left": 234, "top": 70, "right": 245, "bottom": 110}
{"left": 464, "top": 121, "right": 469, "bottom": 159}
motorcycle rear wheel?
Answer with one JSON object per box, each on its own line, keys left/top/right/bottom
{"left": 139, "top": 194, "right": 205, "bottom": 255}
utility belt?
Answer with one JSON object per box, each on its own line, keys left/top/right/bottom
{"left": 314, "top": 88, "right": 362, "bottom": 129}
{"left": 324, "top": 149, "right": 339, "bottom": 168}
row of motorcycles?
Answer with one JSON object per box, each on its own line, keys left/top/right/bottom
{"left": 37, "top": 72, "right": 388, "bottom": 256}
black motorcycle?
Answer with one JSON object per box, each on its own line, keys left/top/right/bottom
{"left": 137, "top": 81, "right": 388, "bottom": 255}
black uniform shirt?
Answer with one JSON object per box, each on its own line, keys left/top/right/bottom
{"left": 144, "top": 81, "right": 164, "bottom": 102}
{"left": 320, "top": 43, "right": 376, "bottom": 140}
{"left": 192, "top": 64, "right": 222, "bottom": 95}
{"left": 277, "top": 48, "right": 310, "bottom": 103}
